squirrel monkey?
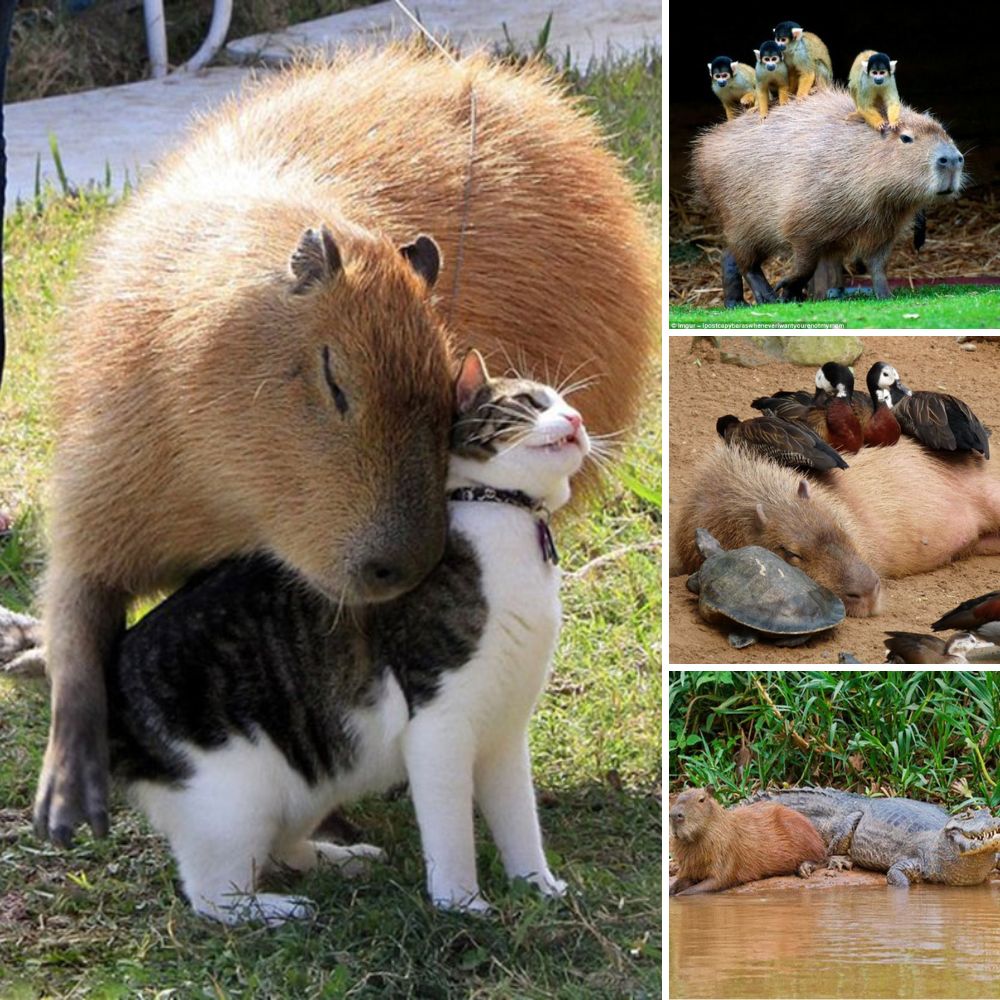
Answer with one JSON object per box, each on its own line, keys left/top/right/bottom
{"left": 773, "top": 21, "right": 832, "bottom": 97}
{"left": 708, "top": 56, "right": 758, "bottom": 120}
{"left": 754, "top": 41, "right": 790, "bottom": 120}
{"left": 848, "top": 50, "right": 901, "bottom": 131}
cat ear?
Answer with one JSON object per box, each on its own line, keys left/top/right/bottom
{"left": 290, "top": 225, "right": 342, "bottom": 293}
{"left": 455, "top": 349, "right": 489, "bottom": 413}
{"left": 399, "top": 235, "right": 441, "bottom": 288}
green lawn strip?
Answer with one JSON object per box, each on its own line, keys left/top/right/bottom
{"left": 669, "top": 671, "right": 1000, "bottom": 807}
{"left": 1, "top": 51, "right": 662, "bottom": 999}
{"left": 669, "top": 286, "right": 1000, "bottom": 329}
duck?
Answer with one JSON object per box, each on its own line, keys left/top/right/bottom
{"left": 881, "top": 371, "right": 990, "bottom": 458}
{"left": 861, "top": 362, "right": 903, "bottom": 447}
{"left": 931, "top": 591, "right": 1000, "bottom": 644}
{"left": 716, "top": 413, "right": 849, "bottom": 472}
{"left": 751, "top": 362, "right": 864, "bottom": 454}
{"left": 883, "top": 631, "right": 985, "bottom": 664}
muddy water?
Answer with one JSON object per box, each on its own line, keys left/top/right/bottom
{"left": 670, "top": 883, "right": 1000, "bottom": 998}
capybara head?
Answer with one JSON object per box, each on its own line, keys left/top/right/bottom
{"left": 669, "top": 787, "right": 720, "bottom": 842}
{"left": 209, "top": 225, "right": 453, "bottom": 604}
{"left": 754, "top": 480, "right": 883, "bottom": 618}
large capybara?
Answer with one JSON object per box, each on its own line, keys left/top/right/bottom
{"left": 35, "top": 45, "right": 658, "bottom": 844}
{"left": 692, "top": 87, "right": 965, "bottom": 304}
{"left": 669, "top": 787, "right": 827, "bottom": 894}
{"left": 670, "top": 441, "right": 1000, "bottom": 617}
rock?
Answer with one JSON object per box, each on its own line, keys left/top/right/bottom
{"left": 702, "top": 336, "right": 864, "bottom": 368}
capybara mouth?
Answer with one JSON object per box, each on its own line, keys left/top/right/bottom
{"left": 843, "top": 578, "right": 883, "bottom": 618}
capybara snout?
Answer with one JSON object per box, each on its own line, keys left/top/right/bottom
{"left": 932, "top": 141, "right": 964, "bottom": 195}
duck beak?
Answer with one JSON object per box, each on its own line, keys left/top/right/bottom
{"left": 895, "top": 380, "right": 913, "bottom": 397}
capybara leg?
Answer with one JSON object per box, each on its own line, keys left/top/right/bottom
{"left": 34, "top": 572, "right": 125, "bottom": 845}
{"left": 808, "top": 255, "right": 845, "bottom": 300}
{"left": 795, "top": 71, "right": 815, "bottom": 98}
{"left": 669, "top": 876, "right": 695, "bottom": 896}
{"left": 971, "top": 534, "right": 1000, "bottom": 557}
{"left": 675, "top": 876, "right": 722, "bottom": 895}
{"left": 744, "top": 265, "right": 777, "bottom": 304}
{"left": 722, "top": 252, "right": 747, "bottom": 308}
{"left": 775, "top": 247, "right": 820, "bottom": 302}
{"left": 865, "top": 244, "right": 894, "bottom": 299}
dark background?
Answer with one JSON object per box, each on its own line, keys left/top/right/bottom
{"left": 667, "top": 8, "right": 1000, "bottom": 196}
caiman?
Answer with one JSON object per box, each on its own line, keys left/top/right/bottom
{"left": 749, "top": 787, "right": 1000, "bottom": 887}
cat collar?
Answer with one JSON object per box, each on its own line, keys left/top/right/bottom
{"left": 447, "top": 486, "right": 559, "bottom": 565}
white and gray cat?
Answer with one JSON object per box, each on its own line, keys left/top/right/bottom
{"left": 104, "top": 349, "right": 590, "bottom": 924}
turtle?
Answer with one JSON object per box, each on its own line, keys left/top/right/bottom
{"left": 685, "top": 528, "right": 846, "bottom": 648}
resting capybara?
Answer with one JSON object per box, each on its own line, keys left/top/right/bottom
{"left": 670, "top": 441, "right": 1000, "bottom": 617}
{"left": 36, "top": 45, "right": 658, "bottom": 844}
{"left": 692, "top": 87, "right": 965, "bottom": 304}
{"left": 669, "top": 787, "right": 827, "bottom": 894}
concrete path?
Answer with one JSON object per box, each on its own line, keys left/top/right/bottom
{"left": 3, "top": 1, "right": 660, "bottom": 210}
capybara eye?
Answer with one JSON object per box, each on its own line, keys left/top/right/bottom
{"left": 900, "top": 134, "right": 914, "bottom": 144}
{"left": 322, "top": 346, "right": 349, "bottom": 416}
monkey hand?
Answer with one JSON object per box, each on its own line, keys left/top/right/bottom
{"left": 879, "top": 121, "right": 900, "bottom": 134}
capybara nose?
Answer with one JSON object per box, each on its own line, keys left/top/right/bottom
{"left": 359, "top": 554, "right": 430, "bottom": 601}
{"left": 937, "top": 148, "right": 963, "bottom": 169}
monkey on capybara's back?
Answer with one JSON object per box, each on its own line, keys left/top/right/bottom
{"left": 669, "top": 787, "right": 827, "bottom": 894}
{"left": 35, "top": 44, "right": 659, "bottom": 844}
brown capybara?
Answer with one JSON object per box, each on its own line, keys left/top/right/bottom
{"left": 669, "top": 787, "right": 827, "bottom": 894}
{"left": 35, "top": 45, "right": 659, "bottom": 844}
{"left": 692, "top": 87, "right": 964, "bottom": 304}
{"left": 670, "top": 441, "right": 1000, "bottom": 617}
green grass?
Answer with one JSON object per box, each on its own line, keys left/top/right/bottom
{"left": 0, "top": 51, "right": 662, "bottom": 999}
{"left": 669, "top": 286, "right": 1000, "bottom": 330}
{"left": 669, "top": 671, "right": 1000, "bottom": 808}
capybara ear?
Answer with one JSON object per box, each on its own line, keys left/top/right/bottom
{"left": 755, "top": 502, "right": 768, "bottom": 527}
{"left": 400, "top": 235, "right": 442, "bottom": 288}
{"left": 705, "top": 784, "right": 716, "bottom": 797}
{"left": 290, "top": 225, "right": 342, "bottom": 293}
{"left": 455, "top": 349, "right": 488, "bottom": 414}
{"left": 798, "top": 480, "right": 812, "bottom": 500}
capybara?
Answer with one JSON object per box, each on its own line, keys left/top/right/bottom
{"left": 669, "top": 787, "right": 827, "bottom": 894}
{"left": 670, "top": 441, "right": 1000, "bottom": 617}
{"left": 692, "top": 87, "right": 964, "bottom": 304}
{"left": 36, "top": 45, "right": 658, "bottom": 844}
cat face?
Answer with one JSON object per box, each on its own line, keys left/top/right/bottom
{"left": 447, "top": 351, "right": 590, "bottom": 509}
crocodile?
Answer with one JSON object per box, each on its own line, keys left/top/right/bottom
{"left": 749, "top": 787, "right": 1000, "bottom": 887}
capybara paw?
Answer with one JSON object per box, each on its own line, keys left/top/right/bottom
{"left": 826, "top": 855, "right": 853, "bottom": 871}
{"left": 797, "top": 861, "right": 818, "bottom": 878}
{"left": 33, "top": 736, "right": 110, "bottom": 845}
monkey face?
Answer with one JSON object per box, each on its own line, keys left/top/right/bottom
{"left": 865, "top": 53, "right": 895, "bottom": 84}
{"left": 708, "top": 57, "right": 734, "bottom": 83}
{"left": 713, "top": 71, "right": 732, "bottom": 85}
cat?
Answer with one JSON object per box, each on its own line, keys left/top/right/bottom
{"left": 104, "top": 348, "right": 591, "bottom": 924}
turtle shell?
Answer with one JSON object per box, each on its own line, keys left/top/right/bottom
{"left": 696, "top": 544, "right": 846, "bottom": 636}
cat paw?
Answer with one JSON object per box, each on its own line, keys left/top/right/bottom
{"left": 314, "top": 841, "right": 386, "bottom": 877}
{"left": 200, "top": 892, "right": 318, "bottom": 926}
{"left": 432, "top": 890, "right": 492, "bottom": 915}
{"left": 525, "top": 870, "right": 568, "bottom": 898}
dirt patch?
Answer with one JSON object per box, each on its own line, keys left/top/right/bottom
{"left": 667, "top": 335, "right": 1000, "bottom": 665}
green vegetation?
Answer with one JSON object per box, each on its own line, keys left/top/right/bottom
{"left": 669, "top": 285, "right": 1000, "bottom": 330}
{"left": 0, "top": 51, "right": 661, "bottom": 999}
{"left": 669, "top": 671, "right": 1000, "bottom": 808}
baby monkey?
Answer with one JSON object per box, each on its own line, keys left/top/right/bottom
{"left": 754, "top": 41, "right": 790, "bottom": 120}
{"left": 848, "top": 50, "right": 901, "bottom": 131}
{"left": 708, "top": 56, "right": 757, "bottom": 120}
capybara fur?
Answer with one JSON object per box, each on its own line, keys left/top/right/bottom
{"left": 670, "top": 441, "right": 1000, "bottom": 617}
{"left": 692, "top": 87, "right": 965, "bottom": 301}
{"left": 669, "top": 787, "right": 826, "bottom": 894}
{"left": 36, "top": 45, "right": 658, "bottom": 843}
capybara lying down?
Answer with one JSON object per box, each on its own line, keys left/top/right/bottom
{"left": 692, "top": 87, "right": 965, "bottom": 304}
{"left": 670, "top": 441, "right": 1000, "bottom": 617}
{"left": 35, "top": 45, "right": 658, "bottom": 844}
{"left": 669, "top": 787, "right": 827, "bottom": 895}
